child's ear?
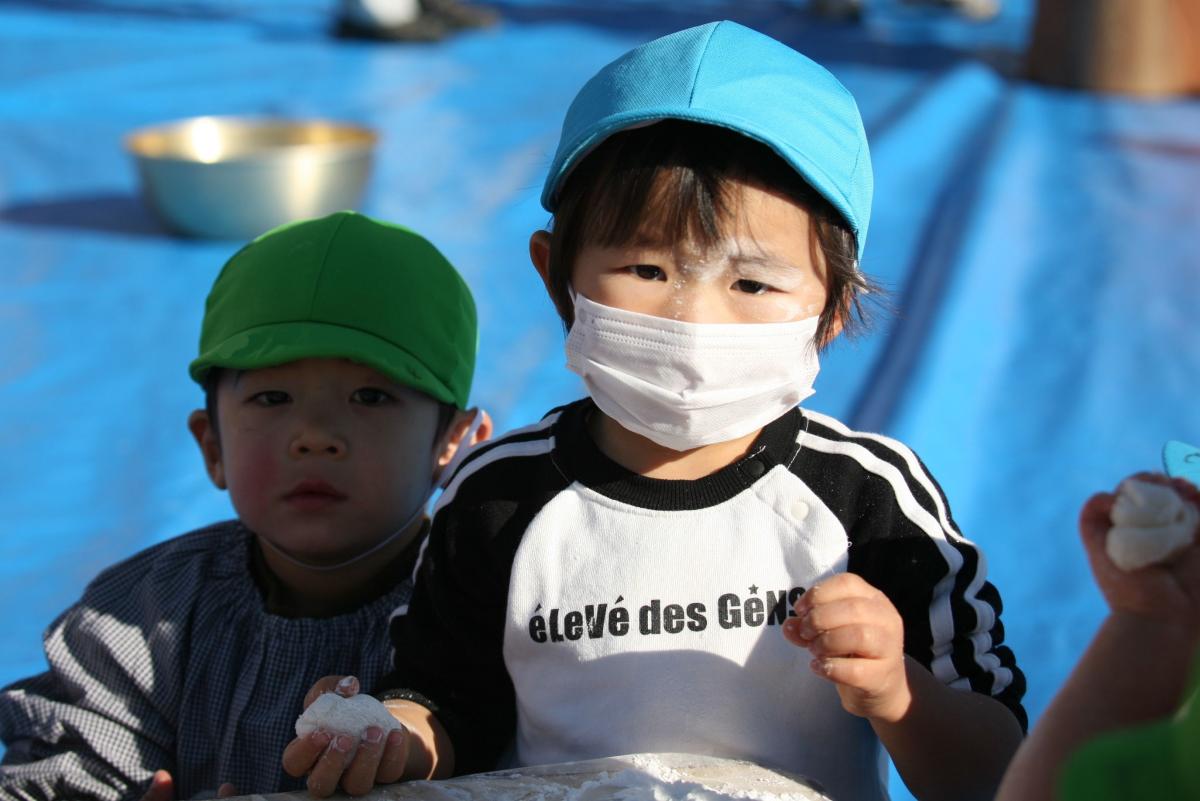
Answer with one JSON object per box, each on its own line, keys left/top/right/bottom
{"left": 433, "top": 408, "right": 495, "bottom": 483}
{"left": 529, "top": 230, "right": 553, "bottom": 292}
{"left": 820, "top": 313, "right": 845, "bottom": 348}
{"left": 187, "top": 410, "right": 227, "bottom": 490}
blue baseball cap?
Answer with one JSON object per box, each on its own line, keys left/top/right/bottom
{"left": 541, "top": 21, "right": 873, "bottom": 255}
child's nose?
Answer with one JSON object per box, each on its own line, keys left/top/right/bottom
{"left": 663, "top": 288, "right": 737, "bottom": 324}
{"left": 289, "top": 425, "right": 347, "bottom": 459}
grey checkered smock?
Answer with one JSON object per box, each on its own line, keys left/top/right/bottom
{"left": 0, "top": 521, "right": 411, "bottom": 801}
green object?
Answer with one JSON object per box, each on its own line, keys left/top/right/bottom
{"left": 189, "top": 211, "right": 477, "bottom": 409}
{"left": 1059, "top": 656, "right": 1200, "bottom": 800}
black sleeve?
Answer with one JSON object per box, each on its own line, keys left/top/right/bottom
{"left": 794, "top": 425, "right": 1027, "bottom": 732}
{"left": 374, "top": 444, "right": 567, "bottom": 775}
{"left": 846, "top": 456, "right": 1028, "bottom": 732}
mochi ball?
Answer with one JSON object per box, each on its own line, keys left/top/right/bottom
{"left": 295, "top": 692, "right": 403, "bottom": 740}
{"left": 1106, "top": 479, "right": 1198, "bottom": 571}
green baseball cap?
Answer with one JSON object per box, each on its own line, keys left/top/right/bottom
{"left": 189, "top": 211, "right": 477, "bottom": 409}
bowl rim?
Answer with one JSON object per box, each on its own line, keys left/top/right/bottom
{"left": 124, "top": 115, "right": 378, "bottom": 164}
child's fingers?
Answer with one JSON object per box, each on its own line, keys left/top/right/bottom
{"left": 804, "top": 624, "right": 894, "bottom": 661}
{"left": 340, "top": 727, "right": 388, "bottom": 796}
{"left": 305, "top": 734, "right": 357, "bottom": 798}
{"left": 781, "top": 617, "right": 807, "bottom": 648}
{"left": 1170, "top": 477, "right": 1200, "bottom": 509}
{"left": 303, "top": 675, "right": 352, "bottom": 709}
{"left": 792, "top": 572, "right": 878, "bottom": 616}
{"left": 280, "top": 731, "right": 332, "bottom": 778}
{"left": 1123, "top": 473, "right": 1200, "bottom": 506}
{"left": 809, "top": 655, "right": 873, "bottom": 688}
{"left": 375, "top": 727, "right": 411, "bottom": 785}
{"left": 216, "top": 783, "right": 237, "bottom": 798}
{"left": 139, "top": 769, "right": 174, "bottom": 801}
{"left": 1078, "top": 493, "right": 1115, "bottom": 551}
{"left": 790, "top": 596, "right": 889, "bottom": 641}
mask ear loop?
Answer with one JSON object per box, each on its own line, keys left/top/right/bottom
{"left": 257, "top": 408, "right": 488, "bottom": 574}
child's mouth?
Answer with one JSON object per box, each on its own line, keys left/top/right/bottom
{"left": 283, "top": 480, "right": 348, "bottom": 510}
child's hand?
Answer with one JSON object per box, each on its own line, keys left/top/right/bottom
{"left": 281, "top": 675, "right": 412, "bottom": 798}
{"left": 782, "top": 573, "right": 909, "bottom": 723}
{"left": 1080, "top": 473, "right": 1200, "bottom": 630}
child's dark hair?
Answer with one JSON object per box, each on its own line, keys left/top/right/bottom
{"left": 545, "top": 120, "right": 880, "bottom": 347}
{"left": 202, "top": 368, "right": 458, "bottom": 445}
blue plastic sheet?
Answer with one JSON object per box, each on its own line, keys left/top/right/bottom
{"left": 2, "top": 2, "right": 1198, "bottom": 798}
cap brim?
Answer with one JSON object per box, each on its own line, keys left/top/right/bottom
{"left": 188, "top": 321, "right": 461, "bottom": 407}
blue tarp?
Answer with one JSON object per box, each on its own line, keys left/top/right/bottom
{"left": 2, "top": 2, "right": 1198, "bottom": 798}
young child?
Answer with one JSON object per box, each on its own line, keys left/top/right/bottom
{"left": 995, "top": 472, "right": 1200, "bottom": 801}
{"left": 0, "top": 212, "right": 490, "bottom": 801}
{"left": 285, "top": 23, "right": 1026, "bottom": 801}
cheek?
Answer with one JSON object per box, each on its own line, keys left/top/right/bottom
{"left": 739, "top": 294, "right": 825, "bottom": 324}
{"left": 586, "top": 275, "right": 676, "bottom": 318}
{"left": 222, "top": 437, "right": 282, "bottom": 511}
{"left": 360, "top": 429, "right": 436, "bottom": 506}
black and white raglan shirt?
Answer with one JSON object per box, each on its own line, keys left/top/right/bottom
{"left": 381, "top": 399, "right": 1026, "bottom": 801}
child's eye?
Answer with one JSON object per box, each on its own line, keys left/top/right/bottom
{"left": 249, "top": 390, "right": 290, "bottom": 407}
{"left": 629, "top": 264, "right": 666, "bottom": 281}
{"left": 351, "top": 387, "right": 394, "bottom": 406}
{"left": 733, "top": 279, "right": 770, "bottom": 295}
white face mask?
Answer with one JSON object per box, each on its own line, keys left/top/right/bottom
{"left": 565, "top": 294, "right": 821, "bottom": 451}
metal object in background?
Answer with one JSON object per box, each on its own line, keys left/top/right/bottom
{"left": 125, "top": 116, "right": 377, "bottom": 240}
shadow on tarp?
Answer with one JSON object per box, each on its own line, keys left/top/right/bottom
{"left": 0, "top": 194, "right": 171, "bottom": 239}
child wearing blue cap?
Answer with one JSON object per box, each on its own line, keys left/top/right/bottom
{"left": 286, "top": 23, "right": 1025, "bottom": 801}
{"left": 0, "top": 212, "right": 491, "bottom": 801}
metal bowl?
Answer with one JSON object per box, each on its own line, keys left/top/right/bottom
{"left": 125, "top": 116, "right": 378, "bottom": 240}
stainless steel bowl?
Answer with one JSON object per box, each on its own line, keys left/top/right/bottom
{"left": 125, "top": 116, "right": 378, "bottom": 240}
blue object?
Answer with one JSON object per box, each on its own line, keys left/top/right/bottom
{"left": 1164, "top": 441, "right": 1200, "bottom": 484}
{"left": 539, "top": 20, "right": 874, "bottom": 254}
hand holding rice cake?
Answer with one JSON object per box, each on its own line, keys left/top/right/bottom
{"left": 295, "top": 692, "right": 403, "bottom": 741}
{"left": 1106, "top": 479, "right": 1199, "bottom": 571}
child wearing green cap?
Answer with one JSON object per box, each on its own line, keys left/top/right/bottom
{"left": 286, "top": 22, "right": 1024, "bottom": 801}
{"left": 996, "top": 472, "right": 1200, "bottom": 801}
{"left": 0, "top": 212, "right": 490, "bottom": 801}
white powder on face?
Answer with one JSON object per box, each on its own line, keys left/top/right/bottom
{"left": 1106, "top": 479, "right": 1198, "bottom": 571}
{"left": 294, "top": 692, "right": 403, "bottom": 740}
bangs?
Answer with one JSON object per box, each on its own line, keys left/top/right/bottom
{"left": 572, "top": 148, "right": 733, "bottom": 254}
{"left": 562, "top": 120, "right": 826, "bottom": 254}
